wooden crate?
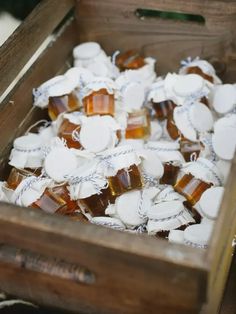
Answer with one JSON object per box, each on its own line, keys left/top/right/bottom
{"left": 0, "top": 0, "right": 236, "bottom": 313}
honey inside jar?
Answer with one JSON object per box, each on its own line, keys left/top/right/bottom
{"left": 152, "top": 100, "right": 176, "bottom": 121}
{"left": 159, "top": 163, "right": 180, "bottom": 186}
{"left": 125, "top": 109, "right": 150, "bottom": 139}
{"left": 180, "top": 138, "right": 202, "bottom": 162}
{"left": 166, "top": 113, "right": 180, "bottom": 140}
{"left": 174, "top": 173, "right": 212, "bottom": 205}
{"left": 80, "top": 187, "right": 116, "bottom": 217}
{"left": 48, "top": 91, "right": 80, "bottom": 120}
{"left": 186, "top": 66, "right": 214, "bottom": 83}
{"left": 83, "top": 88, "right": 114, "bottom": 116}
{"left": 108, "top": 164, "right": 143, "bottom": 196}
{"left": 31, "top": 184, "right": 78, "bottom": 215}
{"left": 7, "top": 168, "right": 37, "bottom": 190}
{"left": 116, "top": 50, "right": 145, "bottom": 71}
{"left": 58, "top": 118, "right": 82, "bottom": 149}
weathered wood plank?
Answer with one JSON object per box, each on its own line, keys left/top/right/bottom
{"left": 0, "top": 0, "right": 74, "bottom": 97}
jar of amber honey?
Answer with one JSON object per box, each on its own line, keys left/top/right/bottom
{"left": 174, "top": 157, "right": 223, "bottom": 206}
{"left": 148, "top": 80, "right": 176, "bottom": 121}
{"left": 146, "top": 141, "right": 184, "bottom": 186}
{"left": 82, "top": 78, "right": 116, "bottom": 116}
{"left": 67, "top": 161, "right": 114, "bottom": 216}
{"left": 125, "top": 108, "right": 151, "bottom": 139}
{"left": 33, "top": 75, "right": 81, "bottom": 120}
{"left": 115, "top": 50, "right": 145, "bottom": 71}
{"left": 97, "top": 145, "right": 143, "bottom": 196}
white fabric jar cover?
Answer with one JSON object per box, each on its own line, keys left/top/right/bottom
{"left": 9, "top": 133, "right": 44, "bottom": 169}
{"left": 147, "top": 200, "right": 195, "bottom": 235}
{"left": 96, "top": 144, "right": 141, "bottom": 177}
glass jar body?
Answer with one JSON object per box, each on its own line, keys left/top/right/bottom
{"left": 48, "top": 92, "right": 80, "bottom": 120}
{"left": 152, "top": 100, "right": 176, "bottom": 121}
{"left": 83, "top": 89, "right": 114, "bottom": 116}
{"left": 159, "top": 163, "right": 180, "bottom": 186}
{"left": 58, "top": 118, "right": 82, "bottom": 149}
{"left": 125, "top": 109, "right": 150, "bottom": 139}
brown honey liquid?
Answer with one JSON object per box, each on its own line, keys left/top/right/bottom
{"left": 108, "top": 164, "right": 143, "bottom": 196}
{"left": 32, "top": 185, "right": 78, "bottom": 215}
{"left": 83, "top": 89, "right": 114, "bottom": 116}
{"left": 183, "top": 201, "right": 201, "bottom": 224}
{"left": 186, "top": 66, "right": 214, "bottom": 84}
{"left": 152, "top": 100, "right": 176, "bottom": 121}
{"left": 58, "top": 118, "right": 82, "bottom": 149}
{"left": 125, "top": 109, "right": 150, "bottom": 139}
{"left": 48, "top": 92, "right": 80, "bottom": 121}
{"left": 116, "top": 50, "right": 145, "bottom": 71}
{"left": 174, "top": 173, "right": 212, "bottom": 206}
{"left": 159, "top": 163, "right": 180, "bottom": 186}
{"left": 7, "top": 168, "right": 37, "bottom": 190}
{"left": 80, "top": 187, "right": 116, "bottom": 216}
{"left": 166, "top": 112, "right": 180, "bottom": 140}
{"left": 180, "top": 138, "right": 202, "bottom": 162}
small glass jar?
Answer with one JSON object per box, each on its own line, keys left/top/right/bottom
{"left": 186, "top": 66, "right": 214, "bottom": 83}
{"left": 58, "top": 113, "right": 82, "bottom": 150}
{"left": 146, "top": 141, "right": 184, "bottom": 186}
{"left": 148, "top": 80, "right": 176, "bottom": 121}
{"left": 32, "top": 184, "right": 78, "bottom": 215}
{"left": 67, "top": 161, "right": 114, "bottom": 216}
{"left": 97, "top": 145, "right": 143, "bottom": 197}
{"left": 79, "top": 187, "right": 116, "bottom": 217}
{"left": 174, "top": 157, "right": 223, "bottom": 206}
{"left": 125, "top": 108, "right": 151, "bottom": 139}
{"left": 6, "top": 167, "right": 37, "bottom": 190}
{"left": 116, "top": 50, "right": 145, "bottom": 71}
{"left": 83, "top": 88, "right": 114, "bottom": 116}
{"left": 48, "top": 91, "right": 80, "bottom": 121}
{"left": 82, "top": 79, "right": 115, "bottom": 116}
{"left": 33, "top": 75, "right": 81, "bottom": 121}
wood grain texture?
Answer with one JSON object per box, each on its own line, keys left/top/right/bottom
{"left": 0, "top": 0, "right": 236, "bottom": 313}
{"left": 76, "top": 0, "right": 236, "bottom": 78}
{"left": 0, "top": 18, "right": 78, "bottom": 180}
{"left": 0, "top": 0, "right": 74, "bottom": 97}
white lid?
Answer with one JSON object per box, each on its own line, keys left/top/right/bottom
{"left": 214, "top": 114, "right": 236, "bottom": 133}
{"left": 79, "top": 117, "right": 113, "bottom": 153}
{"left": 67, "top": 161, "right": 108, "bottom": 199}
{"left": 155, "top": 186, "right": 185, "bottom": 203}
{"left": 212, "top": 126, "right": 236, "bottom": 160}
{"left": 198, "top": 186, "right": 224, "bottom": 219}
{"left": 184, "top": 223, "right": 213, "bottom": 248}
{"left": 147, "top": 80, "right": 168, "bottom": 103}
{"left": 73, "top": 42, "right": 101, "bottom": 60}
{"left": 140, "top": 150, "right": 164, "bottom": 178}
{"left": 164, "top": 73, "right": 209, "bottom": 106}
{"left": 147, "top": 200, "right": 184, "bottom": 220}
{"left": 168, "top": 230, "right": 185, "bottom": 244}
{"left": 182, "top": 157, "right": 223, "bottom": 186}
{"left": 173, "top": 102, "right": 213, "bottom": 141}
{"left": 13, "top": 133, "right": 42, "bottom": 150}
{"left": 145, "top": 141, "right": 184, "bottom": 164}
{"left": 91, "top": 216, "right": 126, "bottom": 231}
{"left": 174, "top": 74, "right": 204, "bottom": 97}
{"left": 62, "top": 111, "right": 83, "bottom": 125}
{"left": 119, "top": 139, "right": 144, "bottom": 151}
{"left": 97, "top": 145, "right": 141, "bottom": 176}
{"left": 150, "top": 121, "right": 162, "bottom": 141}
{"left": 212, "top": 84, "right": 236, "bottom": 114}
{"left": 12, "top": 176, "right": 52, "bottom": 207}
{"left": 64, "top": 67, "right": 94, "bottom": 87}
{"left": 116, "top": 190, "right": 147, "bottom": 227}
{"left": 121, "top": 81, "right": 145, "bottom": 111}
{"left": 44, "top": 147, "right": 78, "bottom": 182}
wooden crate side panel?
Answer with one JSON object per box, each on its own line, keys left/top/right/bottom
{"left": 75, "top": 0, "right": 236, "bottom": 77}
{"left": 0, "top": 0, "right": 74, "bottom": 97}
{"left": 0, "top": 18, "right": 78, "bottom": 179}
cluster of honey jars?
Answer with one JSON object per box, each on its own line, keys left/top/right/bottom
{"left": 2, "top": 43, "right": 233, "bottom": 250}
